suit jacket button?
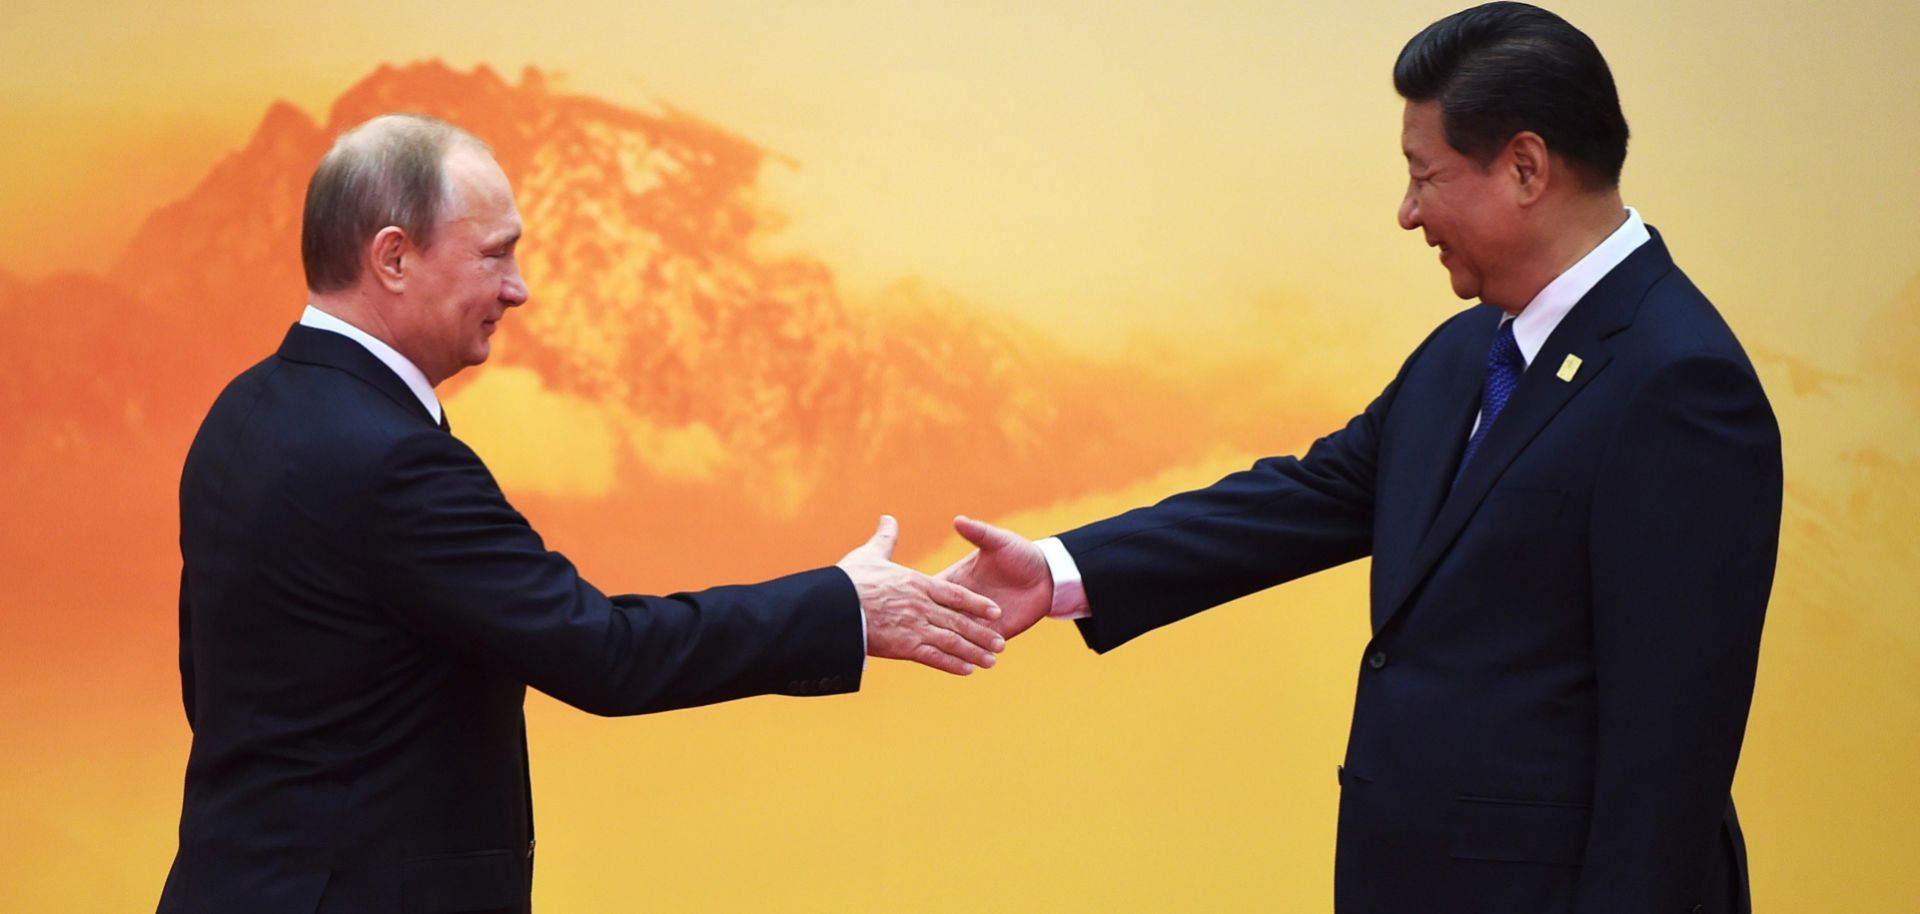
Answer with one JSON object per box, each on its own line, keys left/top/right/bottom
{"left": 1367, "top": 651, "right": 1387, "bottom": 670}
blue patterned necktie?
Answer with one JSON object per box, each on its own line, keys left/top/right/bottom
{"left": 1458, "top": 319, "right": 1524, "bottom": 474}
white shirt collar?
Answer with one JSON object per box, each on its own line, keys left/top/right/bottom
{"left": 298, "top": 304, "right": 443, "bottom": 424}
{"left": 1505, "top": 207, "right": 1650, "bottom": 367}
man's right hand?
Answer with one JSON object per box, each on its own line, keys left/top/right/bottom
{"left": 938, "top": 515, "right": 1055, "bottom": 641}
{"left": 837, "top": 516, "right": 1005, "bottom": 676}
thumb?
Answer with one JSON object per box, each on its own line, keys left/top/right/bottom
{"left": 953, "top": 515, "right": 1018, "bottom": 552}
{"left": 864, "top": 514, "right": 900, "bottom": 560}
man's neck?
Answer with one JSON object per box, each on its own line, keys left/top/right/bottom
{"left": 307, "top": 292, "right": 398, "bottom": 350}
{"left": 1497, "top": 192, "right": 1628, "bottom": 314}
{"left": 307, "top": 291, "right": 448, "bottom": 387}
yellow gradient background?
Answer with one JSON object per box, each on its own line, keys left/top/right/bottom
{"left": 2, "top": 1, "right": 1917, "bottom": 910}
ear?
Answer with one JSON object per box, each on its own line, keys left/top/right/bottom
{"left": 1506, "top": 131, "right": 1551, "bottom": 206}
{"left": 368, "top": 226, "right": 409, "bottom": 293}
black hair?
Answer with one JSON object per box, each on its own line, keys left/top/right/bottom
{"left": 1394, "top": 2, "right": 1629, "bottom": 187}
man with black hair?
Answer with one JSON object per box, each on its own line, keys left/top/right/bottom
{"left": 945, "top": 4, "right": 1777, "bottom": 911}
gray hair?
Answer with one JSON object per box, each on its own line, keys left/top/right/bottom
{"left": 299, "top": 113, "right": 490, "bottom": 293}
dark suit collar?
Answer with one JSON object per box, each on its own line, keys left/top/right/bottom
{"left": 1535, "top": 224, "right": 1674, "bottom": 346}
{"left": 1376, "top": 228, "right": 1677, "bottom": 632}
{"left": 276, "top": 323, "right": 442, "bottom": 428}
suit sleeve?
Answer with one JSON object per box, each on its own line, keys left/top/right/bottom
{"left": 1058, "top": 354, "right": 1419, "bottom": 652}
{"left": 177, "top": 568, "right": 196, "bottom": 728}
{"left": 1574, "top": 354, "right": 1781, "bottom": 912}
{"left": 361, "top": 429, "right": 865, "bottom": 716}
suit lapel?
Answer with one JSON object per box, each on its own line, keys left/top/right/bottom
{"left": 1376, "top": 230, "right": 1677, "bottom": 631}
{"left": 275, "top": 323, "right": 442, "bottom": 428}
{"left": 1401, "top": 308, "right": 1496, "bottom": 552}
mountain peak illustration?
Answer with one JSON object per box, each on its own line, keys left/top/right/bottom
{"left": 10, "top": 61, "right": 1276, "bottom": 555}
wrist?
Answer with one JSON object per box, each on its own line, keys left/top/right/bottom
{"left": 1035, "top": 537, "right": 1089, "bottom": 619}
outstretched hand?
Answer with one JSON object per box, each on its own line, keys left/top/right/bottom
{"left": 838, "top": 516, "right": 1004, "bottom": 675}
{"left": 938, "top": 515, "right": 1055, "bottom": 641}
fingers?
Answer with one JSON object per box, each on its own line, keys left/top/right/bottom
{"left": 923, "top": 625, "right": 998, "bottom": 672}
{"left": 910, "top": 643, "right": 980, "bottom": 676}
{"left": 931, "top": 604, "right": 1006, "bottom": 656}
{"left": 866, "top": 582, "right": 1008, "bottom": 675}
{"left": 864, "top": 514, "right": 899, "bottom": 560}
{"left": 871, "top": 621, "right": 994, "bottom": 676}
{"left": 931, "top": 576, "right": 999, "bottom": 621}
{"left": 896, "top": 598, "right": 1003, "bottom": 675}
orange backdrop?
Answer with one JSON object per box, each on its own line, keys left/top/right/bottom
{"left": 2, "top": 2, "right": 1917, "bottom": 910}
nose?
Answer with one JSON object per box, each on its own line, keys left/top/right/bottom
{"left": 502, "top": 262, "right": 529, "bottom": 307}
{"left": 1397, "top": 186, "right": 1421, "bottom": 232}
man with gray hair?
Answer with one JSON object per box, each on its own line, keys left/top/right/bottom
{"left": 157, "top": 114, "right": 1004, "bottom": 913}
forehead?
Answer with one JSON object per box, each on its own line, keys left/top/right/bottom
{"left": 440, "top": 147, "right": 520, "bottom": 232}
{"left": 1400, "top": 101, "right": 1446, "bottom": 162}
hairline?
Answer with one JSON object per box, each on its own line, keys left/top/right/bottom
{"left": 300, "top": 114, "right": 494, "bottom": 293}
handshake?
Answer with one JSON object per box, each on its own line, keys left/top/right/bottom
{"left": 834, "top": 514, "right": 1059, "bottom": 676}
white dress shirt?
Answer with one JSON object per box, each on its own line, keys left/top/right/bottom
{"left": 1039, "top": 208, "right": 1650, "bottom": 619}
{"left": 299, "top": 304, "right": 443, "bottom": 424}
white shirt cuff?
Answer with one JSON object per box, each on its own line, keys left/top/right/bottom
{"left": 1036, "top": 536, "right": 1090, "bottom": 619}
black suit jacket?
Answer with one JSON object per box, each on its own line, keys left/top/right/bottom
{"left": 1059, "top": 229, "right": 1779, "bottom": 913}
{"left": 158, "top": 325, "right": 864, "bottom": 913}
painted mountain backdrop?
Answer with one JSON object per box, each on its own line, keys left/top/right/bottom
{"left": 2, "top": 50, "right": 1918, "bottom": 914}
{"left": 0, "top": 61, "right": 1325, "bottom": 597}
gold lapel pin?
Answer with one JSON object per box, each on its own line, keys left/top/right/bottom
{"left": 1557, "top": 353, "right": 1583, "bottom": 382}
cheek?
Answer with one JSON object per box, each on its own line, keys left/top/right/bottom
{"left": 1421, "top": 190, "right": 1457, "bottom": 228}
{"left": 1444, "top": 198, "right": 1495, "bottom": 249}
{"left": 1465, "top": 204, "right": 1514, "bottom": 259}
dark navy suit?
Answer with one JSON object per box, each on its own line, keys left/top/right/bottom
{"left": 1060, "top": 230, "right": 1779, "bottom": 913}
{"left": 159, "top": 325, "right": 864, "bottom": 913}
